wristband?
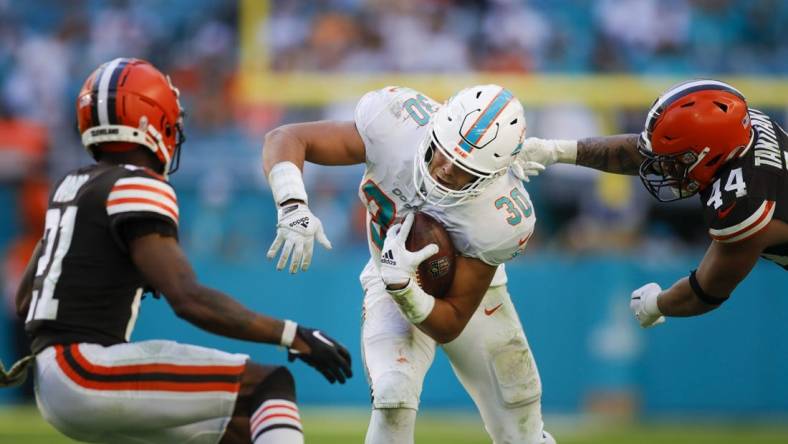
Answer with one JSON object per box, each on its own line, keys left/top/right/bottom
{"left": 268, "top": 162, "right": 308, "bottom": 205}
{"left": 689, "top": 270, "right": 729, "bottom": 305}
{"left": 642, "top": 287, "right": 663, "bottom": 316}
{"left": 280, "top": 319, "right": 298, "bottom": 347}
{"left": 386, "top": 280, "right": 435, "bottom": 324}
{"left": 556, "top": 140, "right": 578, "bottom": 164}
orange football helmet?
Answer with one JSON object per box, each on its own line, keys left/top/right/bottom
{"left": 76, "top": 58, "right": 185, "bottom": 174}
{"left": 638, "top": 80, "right": 753, "bottom": 201}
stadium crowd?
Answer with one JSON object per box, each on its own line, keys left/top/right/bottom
{"left": 0, "top": 0, "right": 786, "bottom": 266}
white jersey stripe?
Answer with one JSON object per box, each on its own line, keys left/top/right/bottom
{"left": 111, "top": 183, "right": 176, "bottom": 204}
{"left": 124, "top": 288, "right": 143, "bottom": 341}
{"left": 114, "top": 177, "right": 176, "bottom": 200}
{"left": 107, "top": 202, "right": 178, "bottom": 224}
{"left": 709, "top": 200, "right": 773, "bottom": 237}
{"left": 108, "top": 189, "right": 178, "bottom": 215}
{"left": 97, "top": 58, "right": 123, "bottom": 126}
{"left": 710, "top": 200, "right": 774, "bottom": 243}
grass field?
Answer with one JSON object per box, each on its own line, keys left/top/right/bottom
{"left": 2, "top": 405, "right": 788, "bottom": 443}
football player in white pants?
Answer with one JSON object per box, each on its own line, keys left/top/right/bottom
{"left": 263, "top": 85, "right": 555, "bottom": 444}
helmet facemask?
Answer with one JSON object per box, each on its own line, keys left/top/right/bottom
{"left": 638, "top": 133, "right": 704, "bottom": 202}
{"left": 637, "top": 79, "right": 753, "bottom": 202}
{"left": 412, "top": 84, "right": 525, "bottom": 208}
{"left": 413, "top": 128, "right": 503, "bottom": 208}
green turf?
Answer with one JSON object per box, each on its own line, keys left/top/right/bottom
{"left": 1, "top": 405, "right": 787, "bottom": 443}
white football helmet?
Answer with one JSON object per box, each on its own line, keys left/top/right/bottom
{"left": 413, "top": 84, "right": 526, "bottom": 207}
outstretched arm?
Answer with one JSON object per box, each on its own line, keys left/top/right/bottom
{"left": 130, "top": 232, "right": 353, "bottom": 383}
{"left": 261, "top": 121, "right": 367, "bottom": 273}
{"left": 130, "top": 233, "right": 287, "bottom": 344}
{"left": 631, "top": 219, "right": 788, "bottom": 326}
{"left": 575, "top": 134, "right": 642, "bottom": 175}
{"left": 515, "top": 133, "right": 642, "bottom": 179}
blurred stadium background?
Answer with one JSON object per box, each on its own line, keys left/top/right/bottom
{"left": 1, "top": 0, "right": 787, "bottom": 442}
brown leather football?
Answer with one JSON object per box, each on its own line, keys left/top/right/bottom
{"left": 405, "top": 211, "right": 457, "bottom": 298}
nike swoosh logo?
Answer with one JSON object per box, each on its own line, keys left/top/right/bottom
{"left": 484, "top": 303, "right": 503, "bottom": 316}
{"left": 313, "top": 330, "right": 334, "bottom": 347}
{"left": 717, "top": 202, "right": 737, "bottom": 219}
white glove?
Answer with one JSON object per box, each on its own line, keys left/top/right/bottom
{"left": 511, "top": 137, "right": 578, "bottom": 181}
{"left": 630, "top": 283, "right": 666, "bottom": 328}
{"left": 379, "top": 213, "right": 439, "bottom": 288}
{"left": 379, "top": 213, "right": 438, "bottom": 324}
{"left": 267, "top": 203, "right": 332, "bottom": 273}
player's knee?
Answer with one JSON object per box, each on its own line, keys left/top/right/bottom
{"left": 372, "top": 371, "right": 419, "bottom": 409}
{"left": 491, "top": 343, "right": 542, "bottom": 406}
{"left": 249, "top": 366, "right": 296, "bottom": 410}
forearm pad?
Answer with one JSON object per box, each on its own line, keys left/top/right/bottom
{"left": 268, "top": 161, "right": 308, "bottom": 205}
{"left": 386, "top": 280, "right": 435, "bottom": 324}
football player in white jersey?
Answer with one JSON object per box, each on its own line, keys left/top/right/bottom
{"left": 263, "top": 85, "right": 556, "bottom": 444}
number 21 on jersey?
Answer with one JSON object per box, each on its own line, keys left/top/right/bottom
{"left": 27, "top": 206, "right": 78, "bottom": 322}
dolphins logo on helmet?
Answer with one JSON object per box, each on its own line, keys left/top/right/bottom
{"left": 413, "top": 84, "right": 526, "bottom": 207}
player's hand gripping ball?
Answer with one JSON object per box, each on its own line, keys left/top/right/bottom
{"left": 405, "top": 212, "right": 457, "bottom": 298}
{"left": 380, "top": 212, "right": 456, "bottom": 298}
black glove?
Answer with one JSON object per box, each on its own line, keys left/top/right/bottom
{"left": 288, "top": 326, "right": 352, "bottom": 384}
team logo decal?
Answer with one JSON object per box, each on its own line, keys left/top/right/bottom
{"left": 428, "top": 257, "right": 450, "bottom": 278}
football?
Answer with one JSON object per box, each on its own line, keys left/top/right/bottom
{"left": 405, "top": 211, "right": 457, "bottom": 298}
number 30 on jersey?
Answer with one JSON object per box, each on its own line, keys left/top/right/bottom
{"left": 495, "top": 188, "right": 532, "bottom": 225}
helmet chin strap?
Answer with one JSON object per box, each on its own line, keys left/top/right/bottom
{"left": 685, "top": 146, "right": 710, "bottom": 177}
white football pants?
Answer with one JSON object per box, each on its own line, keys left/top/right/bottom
{"left": 34, "top": 340, "right": 248, "bottom": 444}
{"left": 361, "top": 278, "right": 547, "bottom": 444}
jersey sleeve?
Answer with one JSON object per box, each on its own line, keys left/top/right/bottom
{"left": 702, "top": 162, "right": 779, "bottom": 244}
{"left": 106, "top": 170, "right": 179, "bottom": 238}
{"left": 476, "top": 225, "right": 534, "bottom": 266}
{"left": 354, "top": 87, "right": 397, "bottom": 165}
{"left": 354, "top": 86, "right": 438, "bottom": 165}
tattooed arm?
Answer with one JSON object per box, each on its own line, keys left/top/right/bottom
{"left": 515, "top": 134, "right": 644, "bottom": 180}
{"left": 575, "top": 134, "right": 642, "bottom": 175}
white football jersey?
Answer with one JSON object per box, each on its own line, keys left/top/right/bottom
{"left": 355, "top": 87, "right": 536, "bottom": 289}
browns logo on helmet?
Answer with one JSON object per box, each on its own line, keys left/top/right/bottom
{"left": 638, "top": 79, "right": 753, "bottom": 202}
{"left": 76, "top": 58, "right": 185, "bottom": 175}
